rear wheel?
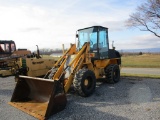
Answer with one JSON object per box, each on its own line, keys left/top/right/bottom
{"left": 73, "top": 68, "right": 96, "bottom": 97}
{"left": 105, "top": 64, "right": 120, "bottom": 83}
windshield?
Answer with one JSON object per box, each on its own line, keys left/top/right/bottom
{"left": 77, "top": 26, "right": 109, "bottom": 59}
{"left": 77, "top": 27, "right": 97, "bottom": 49}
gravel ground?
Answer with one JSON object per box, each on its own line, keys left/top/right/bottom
{"left": 0, "top": 76, "right": 160, "bottom": 120}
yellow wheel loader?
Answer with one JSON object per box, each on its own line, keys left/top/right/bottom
{"left": 9, "top": 26, "right": 121, "bottom": 120}
{"left": 0, "top": 40, "right": 57, "bottom": 77}
{"left": 0, "top": 40, "right": 31, "bottom": 76}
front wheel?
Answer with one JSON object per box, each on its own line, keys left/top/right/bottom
{"left": 73, "top": 68, "right": 96, "bottom": 97}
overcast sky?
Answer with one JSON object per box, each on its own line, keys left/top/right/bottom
{"left": 0, "top": 0, "right": 160, "bottom": 51}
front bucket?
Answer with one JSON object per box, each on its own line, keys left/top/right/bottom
{"left": 8, "top": 75, "right": 67, "bottom": 120}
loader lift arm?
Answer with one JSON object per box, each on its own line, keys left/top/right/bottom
{"left": 46, "top": 42, "right": 92, "bottom": 93}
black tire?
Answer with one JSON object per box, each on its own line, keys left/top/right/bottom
{"left": 105, "top": 64, "right": 120, "bottom": 83}
{"left": 73, "top": 68, "right": 96, "bottom": 97}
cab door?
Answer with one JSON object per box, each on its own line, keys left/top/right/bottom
{"left": 98, "top": 27, "right": 109, "bottom": 59}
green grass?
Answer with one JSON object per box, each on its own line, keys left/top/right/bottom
{"left": 121, "top": 54, "right": 160, "bottom": 68}
{"left": 121, "top": 54, "right": 160, "bottom": 78}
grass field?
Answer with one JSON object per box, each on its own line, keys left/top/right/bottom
{"left": 42, "top": 54, "right": 160, "bottom": 68}
{"left": 42, "top": 54, "right": 160, "bottom": 78}
{"left": 121, "top": 54, "right": 160, "bottom": 68}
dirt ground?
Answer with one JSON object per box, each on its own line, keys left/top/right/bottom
{"left": 0, "top": 76, "right": 160, "bottom": 120}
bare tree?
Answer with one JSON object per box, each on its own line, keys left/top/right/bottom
{"left": 126, "top": 0, "right": 160, "bottom": 38}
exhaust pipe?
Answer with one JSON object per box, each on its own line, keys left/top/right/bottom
{"left": 9, "top": 75, "right": 67, "bottom": 120}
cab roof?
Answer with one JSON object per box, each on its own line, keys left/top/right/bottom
{"left": 77, "top": 26, "right": 108, "bottom": 31}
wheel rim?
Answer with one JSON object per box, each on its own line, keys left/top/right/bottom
{"left": 84, "top": 76, "right": 93, "bottom": 89}
{"left": 84, "top": 79, "right": 89, "bottom": 86}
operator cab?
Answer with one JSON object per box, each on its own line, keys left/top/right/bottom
{"left": 77, "top": 26, "right": 109, "bottom": 59}
{"left": 0, "top": 40, "right": 16, "bottom": 56}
